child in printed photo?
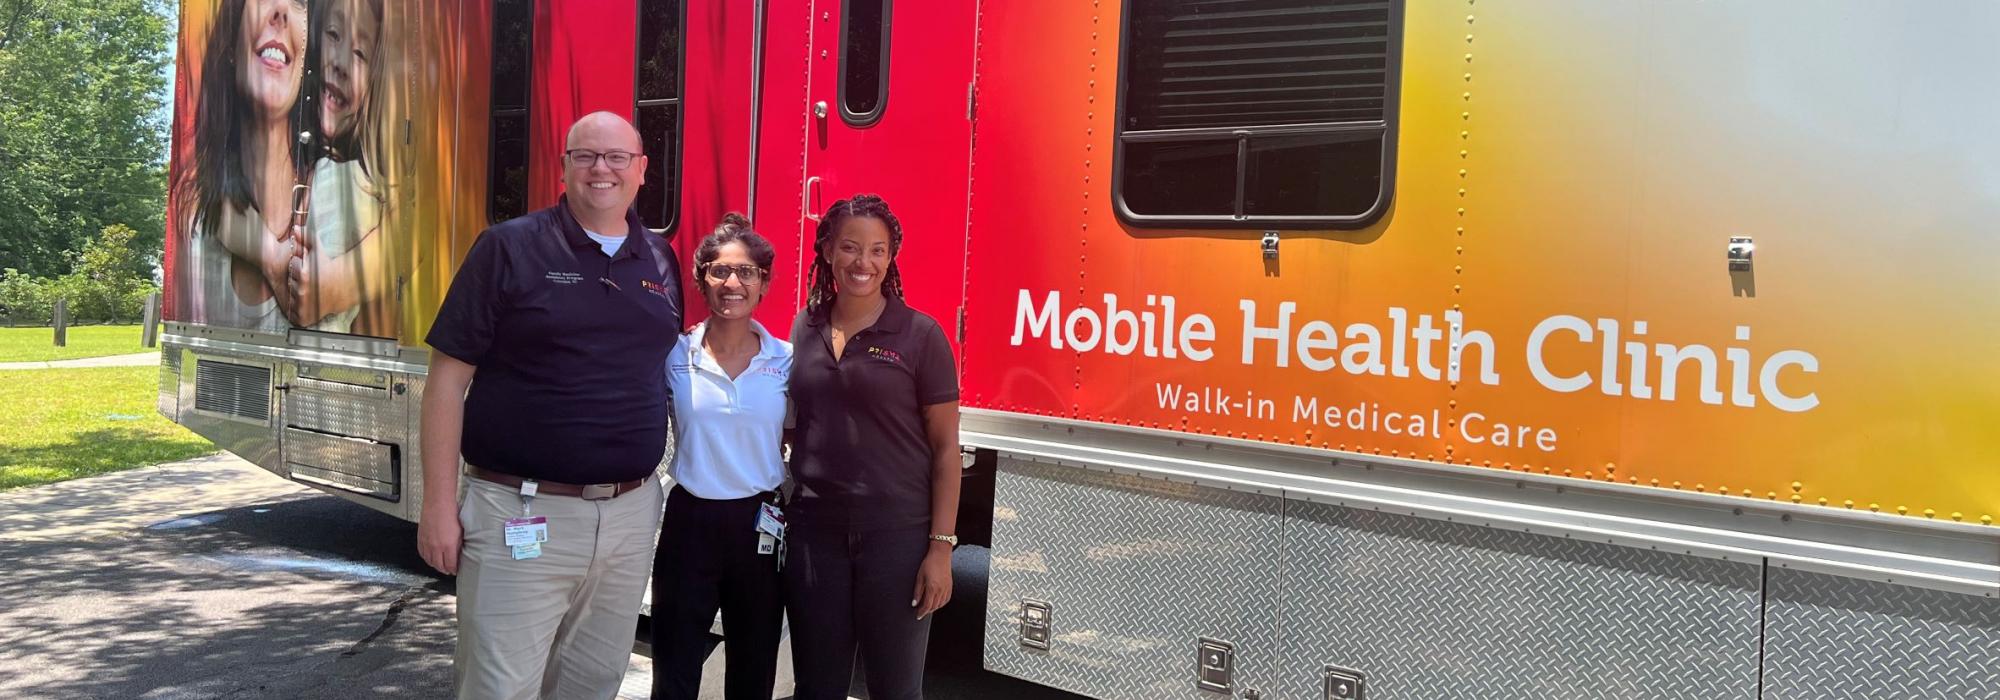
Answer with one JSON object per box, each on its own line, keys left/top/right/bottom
{"left": 291, "top": 0, "right": 389, "bottom": 333}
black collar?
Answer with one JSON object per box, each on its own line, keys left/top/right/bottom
{"left": 808, "top": 295, "right": 912, "bottom": 334}
{"left": 555, "top": 194, "right": 650, "bottom": 262}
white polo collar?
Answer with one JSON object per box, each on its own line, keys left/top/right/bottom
{"left": 686, "top": 318, "right": 782, "bottom": 374}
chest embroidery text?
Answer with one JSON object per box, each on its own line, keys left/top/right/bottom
{"left": 866, "top": 346, "right": 906, "bottom": 367}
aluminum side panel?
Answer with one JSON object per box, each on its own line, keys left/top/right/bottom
{"left": 984, "top": 459, "right": 1285, "bottom": 699}
{"left": 1276, "top": 499, "right": 1762, "bottom": 699}
{"left": 1763, "top": 568, "right": 2000, "bottom": 700}
{"left": 177, "top": 351, "right": 281, "bottom": 472}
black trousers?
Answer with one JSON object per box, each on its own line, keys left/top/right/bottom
{"left": 784, "top": 522, "right": 934, "bottom": 700}
{"left": 651, "top": 486, "right": 784, "bottom": 700}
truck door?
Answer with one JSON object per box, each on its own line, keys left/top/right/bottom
{"left": 797, "top": 0, "right": 977, "bottom": 345}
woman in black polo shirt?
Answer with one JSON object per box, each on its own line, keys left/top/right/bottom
{"left": 785, "top": 194, "right": 961, "bottom": 700}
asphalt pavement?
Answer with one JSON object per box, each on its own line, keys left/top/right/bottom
{"left": 0, "top": 455, "right": 1084, "bottom": 700}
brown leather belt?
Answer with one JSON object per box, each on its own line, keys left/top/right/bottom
{"left": 468, "top": 466, "right": 649, "bottom": 501}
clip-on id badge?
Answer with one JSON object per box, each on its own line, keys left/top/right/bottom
{"left": 755, "top": 502, "right": 785, "bottom": 556}
{"left": 507, "top": 480, "right": 548, "bottom": 560}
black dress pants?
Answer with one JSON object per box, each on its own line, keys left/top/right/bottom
{"left": 784, "top": 522, "right": 934, "bottom": 700}
{"left": 651, "top": 486, "right": 784, "bottom": 700}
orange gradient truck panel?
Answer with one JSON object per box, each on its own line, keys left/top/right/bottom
{"left": 961, "top": 1, "right": 2000, "bottom": 522}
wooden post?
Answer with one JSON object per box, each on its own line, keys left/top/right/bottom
{"left": 53, "top": 298, "right": 68, "bottom": 347}
{"left": 142, "top": 292, "right": 161, "bottom": 348}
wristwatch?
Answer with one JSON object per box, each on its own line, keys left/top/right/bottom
{"left": 928, "top": 534, "right": 959, "bottom": 547}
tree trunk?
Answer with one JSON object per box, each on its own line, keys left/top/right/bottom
{"left": 0, "top": 0, "right": 28, "bottom": 52}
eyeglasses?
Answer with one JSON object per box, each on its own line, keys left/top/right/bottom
{"left": 564, "top": 149, "right": 639, "bottom": 170}
{"left": 701, "top": 263, "right": 768, "bottom": 284}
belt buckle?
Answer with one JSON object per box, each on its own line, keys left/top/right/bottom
{"left": 581, "top": 483, "right": 617, "bottom": 500}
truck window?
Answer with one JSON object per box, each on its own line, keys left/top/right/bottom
{"left": 488, "top": 0, "right": 534, "bottom": 224}
{"left": 634, "top": 0, "right": 685, "bottom": 232}
{"left": 1115, "top": 0, "right": 1402, "bottom": 229}
{"left": 840, "top": 0, "right": 891, "bottom": 126}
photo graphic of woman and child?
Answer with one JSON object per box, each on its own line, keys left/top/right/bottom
{"left": 174, "top": 0, "right": 393, "bottom": 336}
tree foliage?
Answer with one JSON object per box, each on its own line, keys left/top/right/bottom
{"left": 0, "top": 224, "right": 157, "bottom": 324}
{"left": 0, "top": 0, "right": 171, "bottom": 279}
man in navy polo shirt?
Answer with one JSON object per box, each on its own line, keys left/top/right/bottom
{"left": 416, "top": 111, "right": 681, "bottom": 700}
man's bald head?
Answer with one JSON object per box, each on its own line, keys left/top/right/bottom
{"left": 561, "top": 111, "right": 647, "bottom": 226}
{"left": 566, "top": 111, "right": 643, "bottom": 151}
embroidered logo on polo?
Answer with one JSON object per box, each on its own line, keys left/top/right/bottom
{"left": 865, "top": 346, "right": 906, "bottom": 367}
{"left": 756, "top": 366, "right": 787, "bottom": 378}
{"left": 545, "top": 271, "right": 584, "bottom": 285}
{"left": 641, "top": 279, "right": 671, "bottom": 300}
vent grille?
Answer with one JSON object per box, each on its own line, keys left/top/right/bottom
{"left": 1124, "top": 0, "right": 1393, "bottom": 130}
{"left": 193, "top": 360, "right": 271, "bottom": 422}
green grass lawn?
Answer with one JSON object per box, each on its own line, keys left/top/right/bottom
{"left": 0, "top": 366, "right": 215, "bottom": 490}
{"left": 0, "top": 325, "right": 156, "bottom": 363}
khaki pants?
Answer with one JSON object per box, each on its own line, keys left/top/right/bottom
{"left": 455, "top": 474, "right": 665, "bottom": 700}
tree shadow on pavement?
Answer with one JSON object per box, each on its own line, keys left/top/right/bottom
{"left": 0, "top": 495, "right": 457, "bottom": 698}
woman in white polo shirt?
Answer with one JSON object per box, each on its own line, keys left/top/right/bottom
{"left": 652, "top": 213, "right": 791, "bottom": 700}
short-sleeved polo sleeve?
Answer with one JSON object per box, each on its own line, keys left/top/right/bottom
{"left": 425, "top": 231, "right": 509, "bottom": 365}
{"left": 786, "top": 309, "right": 811, "bottom": 430}
{"left": 915, "top": 320, "right": 960, "bottom": 406}
{"left": 787, "top": 308, "right": 810, "bottom": 348}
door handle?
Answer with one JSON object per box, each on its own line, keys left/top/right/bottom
{"left": 803, "top": 176, "right": 823, "bottom": 222}
{"left": 812, "top": 100, "right": 829, "bottom": 121}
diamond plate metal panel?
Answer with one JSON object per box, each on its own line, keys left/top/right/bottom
{"left": 1764, "top": 567, "right": 2000, "bottom": 700}
{"left": 157, "top": 346, "right": 181, "bottom": 420}
{"left": 1275, "top": 499, "right": 1763, "bottom": 700}
{"left": 283, "top": 426, "right": 398, "bottom": 493}
{"left": 282, "top": 384, "right": 404, "bottom": 442}
{"left": 399, "top": 373, "right": 431, "bottom": 522}
{"left": 984, "top": 460, "right": 1286, "bottom": 699}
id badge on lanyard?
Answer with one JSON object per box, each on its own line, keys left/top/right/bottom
{"left": 505, "top": 480, "right": 549, "bottom": 560}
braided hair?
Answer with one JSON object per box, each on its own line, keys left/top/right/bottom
{"left": 804, "top": 194, "right": 905, "bottom": 313}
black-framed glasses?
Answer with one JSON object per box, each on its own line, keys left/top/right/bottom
{"left": 565, "top": 149, "right": 639, "bottom": 170}
{"left": 701, "top": 263, "right": 768, "bottom": 284}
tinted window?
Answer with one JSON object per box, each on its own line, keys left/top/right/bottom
{"left": 840, "top": 0, "right": 890, "bottom": 125}
{"left": 637, "top": 0, "right": 681, "bottom": 102}
{"left": 1115, "top": 0, "right": 1401, "bottom": 228}
{"left": 489, "top": 114, "right": 532, "bottom": 224}
{"left": 488, "top": 0, "right": 535, "bottom": 223}
{"left": 635, "top": 104, "right": 679, "bottom": 230}
{"left": 1121, "top": 140, "right": 1238, "bottom": 217}
{"left": 1243, "top": 131, "right": 1383, "bottom": 216}
{"left": 634, "top": 0, "right": 684, "bottom": 231}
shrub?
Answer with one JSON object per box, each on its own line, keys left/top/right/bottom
{"left": 0, "top": 268, "right": 54, "bottom": 325}
{"left": 0, "top": 225, "right": 157, "bottom": 325}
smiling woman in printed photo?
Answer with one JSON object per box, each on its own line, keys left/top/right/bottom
{"left": 175, "top": 0, "right": 313, "bottom": 332}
